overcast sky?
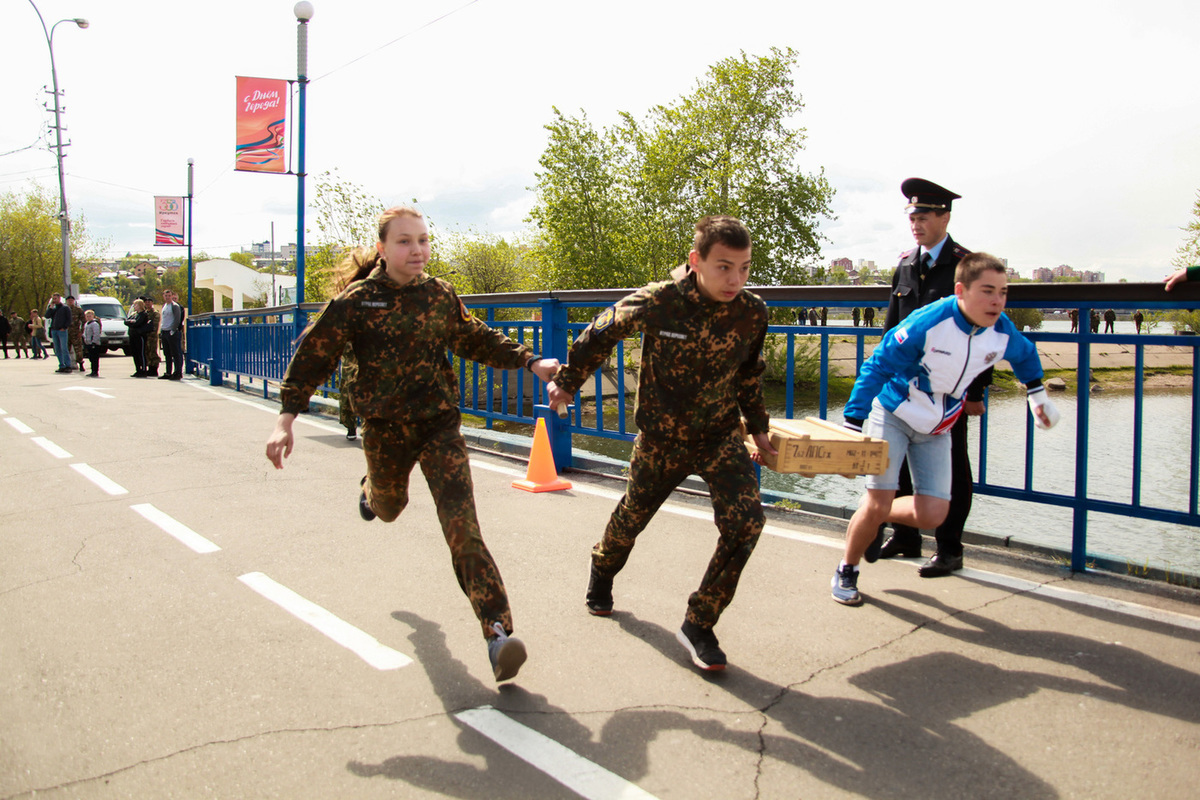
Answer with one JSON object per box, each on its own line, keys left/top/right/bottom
{"left": 3, "top": 0, "right": 1197, "bottom": 283}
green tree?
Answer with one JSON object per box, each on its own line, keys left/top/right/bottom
{"left": 437, "top": 229, "right": 535, "bottom": 296}
{"left": 305, "top": 169, "right": 384, "bottom": 301}
{"left": 229, "top": 251, "right": 254, "bottom": 268}
{"left": 1171, "top": 190, "right": 1200, "bottom": 269}
{"left": 1005, "top": 307, "right": 1044, "bottom": 331}
{"left": 527, "top": 109, "right": 626, "bottom": 290}
{"left": 0, "top": 182, "right": 104, "bottom": 314}
{"left": 528, "top": 47, "right": 834, "bottom": 290}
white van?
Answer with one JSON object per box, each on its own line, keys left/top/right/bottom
{"left": 76, "top": 294, "right": 130, "bottom": 354}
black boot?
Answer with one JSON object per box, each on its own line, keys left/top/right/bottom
{"left": 585, "top": 565, "right": 614, "bottom": 616}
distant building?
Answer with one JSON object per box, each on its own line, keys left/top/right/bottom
{"left": 830, "top": 257, "right": 853, "bottom": 269}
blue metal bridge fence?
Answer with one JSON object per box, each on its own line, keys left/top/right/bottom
{"left": 185, "top": 281, "right": 1200, "bottom": 577}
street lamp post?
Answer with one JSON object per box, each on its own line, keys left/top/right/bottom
{"left": 294, "top": 1, "right": 313, "bottom": 314}
{"left": 28, "top": 1, "right": 88, "bottom": 295}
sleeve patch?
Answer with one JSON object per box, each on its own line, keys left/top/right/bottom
{"left": 894, "top": 326, "right": 909, "bottom": 344}
{"left": 593, "top": 306, "right": 616, "bottom": 332}
{"left": 459, "top": 299, "right": 473, "bottom": 321}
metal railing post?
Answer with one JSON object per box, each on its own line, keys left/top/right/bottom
{"left": 540, "top": 295, "right": 572, "bottom": 469}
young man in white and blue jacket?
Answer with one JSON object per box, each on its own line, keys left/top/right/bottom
{"left": 831, "top": 252, "right": 1060, "bottom": 605}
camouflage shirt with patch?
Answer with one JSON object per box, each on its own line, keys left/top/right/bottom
{"left": 280, "top": 267, "right": 534, "bottom": 422}
{"left": 552, "top": 265, "right": 770, "bottom": 441}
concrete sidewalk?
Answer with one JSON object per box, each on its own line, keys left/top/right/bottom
{"left": 2, "top": 357, "right": 1199, "bottom": 799}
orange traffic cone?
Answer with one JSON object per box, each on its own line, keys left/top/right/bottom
{"left": 512, "top": 417, "right": 572, "bottom": 493}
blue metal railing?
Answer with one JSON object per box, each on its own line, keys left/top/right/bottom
{"left": 185, "top": 282, "right": 1200, "bottom": 576}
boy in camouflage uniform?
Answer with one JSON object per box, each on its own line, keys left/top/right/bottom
{"left": 143, "top": 296, "right": 162, "bottom": 377}
{"left": 266, "top": 206, "right": 559, "bottom": 683}
{"left": 548, "top": 215, "right": 776, "bottom": 672}
{"left": 67, "top": 296, "right": 84, "bottom": 371}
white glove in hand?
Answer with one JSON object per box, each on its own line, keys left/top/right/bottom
{"left": 1027, "top": 391, "right": 1060, "bottom": 430}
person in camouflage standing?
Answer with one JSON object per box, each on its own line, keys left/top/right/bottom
{"left": 143, "top": 296, "right": 162, "bottom": 377}
{"left": 265, "top": 206, "right": 560, "bottom": 683}
{"left": 547, "top": 215, "right": 776, "bottom": 673}
{"left": 67, "top": 296, "right": 85, "bottom": 371}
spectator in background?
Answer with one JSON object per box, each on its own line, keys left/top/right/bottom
{"left": 143, "top": 296, "right": 162, "bottom": 377}
{"left": 1103, "top": 308, "right": 1116, "bottom": 333}
{"left": 1090, "top": 310, "right": 1100, "bottom": 334}
{"left": 863, "top": 306, "right": 876, "bottom": 327}
{"left": 852, "top": 307, "right": 861, "bottom": 327}
{"left": 28, "top": 309, "right": 45, "bottom": 359}
{"left": 1134, "top": 310, "right": 1144, "bottom": 334}
{"left": 82, "top": 310, "right": 103, "bottom": 377}
{"left": 124, "top": 298, "right": 150, "bottom": 377}
{"left": 67, "top": 296, "right": 84, "bottom": 372}
{"left": 1069, "top": 308, "right": 1078, "bottom": 333}
{"left": 8, "top": 311, "right": 30, "bottom": 358}
{"left": 49, "top": 294, "right": 73, "bottom": 373}
{"left": 0, "top": 311, "right": 10, "bottom": 358}
{"left": 159, "top": 290, "right": 185, "bottom": 380}
{"left": 808, "top": 307, "right": 818, "bottom": 326}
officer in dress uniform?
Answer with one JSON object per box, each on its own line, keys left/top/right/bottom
{"left": 874, "top": 178, "right": 989, "bottom": 577}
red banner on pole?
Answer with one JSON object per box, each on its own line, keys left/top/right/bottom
{"left": 154, "top": 196, "right": 185, "bottom": 246}
{"left": 235, "top": 76, "right": 287, "bottom": 173}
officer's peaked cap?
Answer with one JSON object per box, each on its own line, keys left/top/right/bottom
{"left": 901, "top": 177, "right": 960, "bottom": 214}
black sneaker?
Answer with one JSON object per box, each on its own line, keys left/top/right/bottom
{"left": 863, "top": 523, "right": 886, "bottom": 563}
{"left": 585, "top": 566, "right": 614, "bottom": 616}
{"left": 358, "top": 476, "right": 376, "bottom": 521}
{"left": 676, "top": 620, "right": 727, "bottom": 671}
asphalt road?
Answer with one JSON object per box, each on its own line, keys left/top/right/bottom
{"left": 3, "top": 357, "right": 1200, "bottom": 799}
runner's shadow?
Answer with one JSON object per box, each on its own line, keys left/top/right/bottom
{"left": 610, "top": 612, "right": 1056, "bottom": 799}
{"left": 869, "top": 589, "right": 1200, "bottom": 724}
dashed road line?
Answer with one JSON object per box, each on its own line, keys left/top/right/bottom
{"left": 31, "top": 436, "right": 71, "bottom": 459}
{"left": 238, "top": 572, "right": 412, "bottom": 670}
{"left": 455, "top": 705, "right": 659, "bottom": 800}
{"left": 131, "top": 503, "right": 221, "bottom": 554}
{"left": 70, "top": 463, "right": 128, "bottom": 495}
{"left": 4, "top": 417, "right": 34, "bottom": 434}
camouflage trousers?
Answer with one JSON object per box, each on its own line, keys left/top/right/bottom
{"left": 361, "top": 414, "right": 512, "bottom": 638}
{"left": 68, "top": 330, "right": 82, "bottom": 366}
{"left": 592, "top": 429, "right": 764, "bottom": 628}
{"left": 145, "top": 332, "right": 160, "bottom": 371}
{"left": 338, "top": 391, "right": 357, "bottom": 431}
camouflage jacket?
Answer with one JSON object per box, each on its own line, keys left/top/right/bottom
{"left": 69, "top": 304, "right": 84, "bottom": 335}
{"left": 552, "top": 265, "right": 770, "bottom": 441}
{"left": 280, "top": 267, "right": 534, "bottom": 422}
{"left": 145, "top": 308, "right": 162, "bottom": 339}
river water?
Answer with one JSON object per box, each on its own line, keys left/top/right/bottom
{"left": 568, "top": 316, "right": 1200, "bottom": 576}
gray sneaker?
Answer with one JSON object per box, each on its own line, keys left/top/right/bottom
{"left": 487, "top": 622, "right": 527, "bottom": 682}
{"left": 831, "top": 564, "right": 863, "bottom": 606}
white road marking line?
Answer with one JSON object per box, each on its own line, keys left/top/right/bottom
{"left": 69, "top": 463, "right": 128, "bottom": 495}
{"left": 455, "top": 705, "right": 659, "bottom": 800}
{"left": 237, "top": 572, "right": 412, "bottom": 670}
{"left": 958, "top": 568, "right": 1200, "bottom": 632}
{"left": 187, "top": 383, "right": 342, "bottom": 432}
{"left": 4, "top": 417, "right": 34, "bottom": 434}
{"left": 31, "top": 436, "right": 72, "bottom": 459}
{"left": 0, "top": 406, "right": 7, "bottom": 414}
{"left": 62, "top": 386, "right": 114, "bottom": 398}
{"left": 469, "top": 457, "right": 1200, "bottom": 631}
{"left": 130, "top": 503, "right": 221, "bottom": 554}
{"left": 193, "top": 383, "right": 1199, "bottom": 636}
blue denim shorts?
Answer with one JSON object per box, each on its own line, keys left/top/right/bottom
{"left": 863, "top": 401, "right": 952, "bottom": 499}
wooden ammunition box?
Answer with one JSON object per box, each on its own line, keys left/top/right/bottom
{"left": 744, "top": 416, "right": 889, "bottom": 477}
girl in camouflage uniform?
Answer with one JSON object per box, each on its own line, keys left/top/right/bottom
{"left": 265, "top": 206, "right": 559, "bottom": 682}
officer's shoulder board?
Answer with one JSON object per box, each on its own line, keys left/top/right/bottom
{"left": 899, "top": 247, "right": 917, "bottom": 261}
{"left": 952, "top": 244, "right": 971, "bottom": 258}
{"left": 593, "top": 306, "right": 616, "bottom": 332}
